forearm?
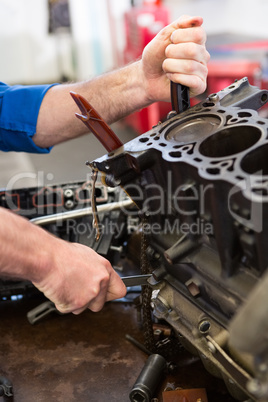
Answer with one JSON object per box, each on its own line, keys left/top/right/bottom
{"left": 34, "top": 61, "right": 150, "bottom": 148}
{"left": 0, "top": 207, "right": 126, "bottom": 313}
{"left": 33, "top": 15, "right": 210, "bottom": 150}
{"left": 0, "top": 207, "right": 53, "bottom": 282}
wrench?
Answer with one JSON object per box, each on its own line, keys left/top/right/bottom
{"left": 27, "top": 274, "right": 153, "bottom": 324}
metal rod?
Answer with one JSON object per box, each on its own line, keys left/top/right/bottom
{"left": 125, "top": 334, "right": 151, "bottom": 355}
{"left": 30, "top": 199, "right": 134, "bottom": 226}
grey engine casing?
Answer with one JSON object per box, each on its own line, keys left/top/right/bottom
{"left": 91, "top": 78, "right": 268, "bottom": 401}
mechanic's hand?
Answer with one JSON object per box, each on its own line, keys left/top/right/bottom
{"left": 33, "top": 239, "right": 127, "bottom": 314}
{"left": 141, "top": 15, "right": 210, "bottom": 101}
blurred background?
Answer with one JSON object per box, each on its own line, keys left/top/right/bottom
{"left": 0, "top": 0, "right": 268, "bottom": 188}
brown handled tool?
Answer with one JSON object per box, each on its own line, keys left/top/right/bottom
{"left": 70, "top": 91, "right": 123, "bottom": 152}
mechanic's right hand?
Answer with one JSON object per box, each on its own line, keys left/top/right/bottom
{"left": 141, "top": 15, "right": 210, "bottom": 102}
{"left": 32, "top": 238, "right": 127, "bottom": 314}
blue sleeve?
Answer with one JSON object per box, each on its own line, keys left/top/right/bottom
{"left": 0, "top": 82, "right": 59, "bottom": 153}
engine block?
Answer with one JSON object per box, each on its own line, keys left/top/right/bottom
{"left": 91, "top": 78, "right": 268, "bottom": 401}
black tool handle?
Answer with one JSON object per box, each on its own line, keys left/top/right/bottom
{"left": 170, "top": 81, "right": 190, "bottom": 114}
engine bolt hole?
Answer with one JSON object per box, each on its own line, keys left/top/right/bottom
{"left": 139, "top": 137, "right": 149, "bottom": 143}
{"left": 261, "top": 93, "right": 268, "bottom": 103}
{"left": 199, "top": 320, "right": 211, "bottom": 334}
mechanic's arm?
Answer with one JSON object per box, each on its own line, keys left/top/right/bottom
{"left": 34, "top": 15, "right": 210, "bottom": 148}
{"left": 0, "top": 207, "right": 126, "bottom": 313}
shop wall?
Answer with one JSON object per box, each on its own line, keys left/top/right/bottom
{"left": 166, "top": 0, "right": 268, "bottom": 38}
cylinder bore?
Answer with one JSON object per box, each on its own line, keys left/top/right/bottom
{"left": 241, "top": 143, "right": 268, "bottom": 175}
{"left": 199, "top": 125, "right": 262, "bottom": 158}
{"left": 165, "top": 114, "right": 221, "bottom": 143}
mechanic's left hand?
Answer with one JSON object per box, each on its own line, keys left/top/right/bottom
{"left": 141, "top": 15, "right": 210, "bottom": 102}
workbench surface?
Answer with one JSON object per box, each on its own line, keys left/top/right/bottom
{"left": 0, "top": 297, "right": 237, "bottom": 402}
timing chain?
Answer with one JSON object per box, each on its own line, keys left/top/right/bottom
{"left": 140, "top": 216, "right": 156, "bottom": 354}
{"left": 140, "top": 217, "right": 184, "bottom": 360}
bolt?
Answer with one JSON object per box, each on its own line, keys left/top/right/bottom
{"left": 153, "top": 298, "right": 171, "bottom": 319}
{"left": 247, "top": 378, "right": 263, "bottom": 397}
{"left": 258, "top": 363, "right": 268, "bottom": 373}
{"left": 65, "top": 199, "right": 74, "bottom": 209}
{"left": 153, "top": 328, "right": 163, "bottom": 341}
{"left": 164, "top": 252, "right": 173, "bottom": 265}
{"left": 185, "top": 279, "right": 200, "bottom": 297}
{"left": 207, "top": 341, "right": 216, "bottom": 354}
{"left": 208, "top": 93, "right": 219, "bottom": 102}
{"left": 167, "top": 362, "right": 177, "bottom": 373}
{"left": 164, "top": 382, "right": 175, "bottom": 391}
{"left": 167, "top": 111, "right": 177, "bottom": 119}
{"left": 110, "top": 245, "right": 123, "bottom": 253}
{"left": 64, "top": 188, "right": 74, "bottom": 198}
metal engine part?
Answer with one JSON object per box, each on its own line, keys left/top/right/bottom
{"left": 90, "top": 78, "right": 268, "bottom": 401}
{"left": 0, "top": 181, "right": 133, "bottom": 301}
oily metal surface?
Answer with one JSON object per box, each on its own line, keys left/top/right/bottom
{"left": 0, "top": 298, "right": 146, "bottom": 402}
{"left": 0, "top": 298, "right": 236, "bottom": 402}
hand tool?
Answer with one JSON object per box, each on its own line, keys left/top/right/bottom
{"left": 27, "top": 300, "right": 63, "bottom": 325}
{"left": 121, "top": 274, "right": 152, "bottom": 287}
{"left": 0, "top": 376, "right": 13, "bottom": 398}
{"left": 170, "top": 81, "right": 190, "bottom": 114}
{"left": 27, "top": 274, "right": 153, "bottom": 324}
{"left": 71, "top": 91, "right": 125, "bottom": 241}
{"left": 70, "top": 91, "right": 123, "bottom": 152}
